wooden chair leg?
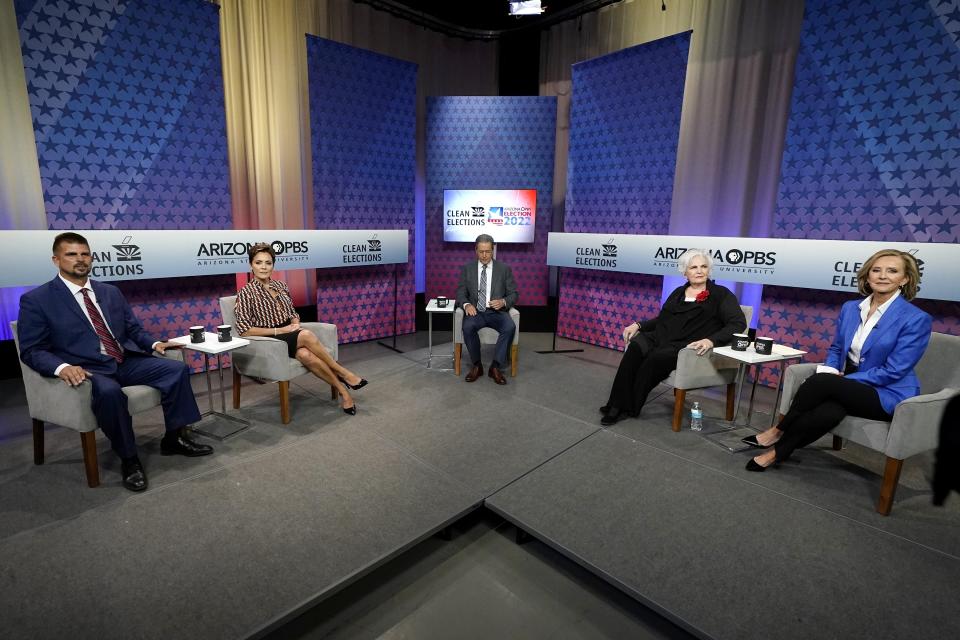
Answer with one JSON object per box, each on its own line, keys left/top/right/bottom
{"left": 876, "top": 456, "right": 903, "bottom": 516}
{"left": 232, "top": 367, "right": 241, "bottom": 409}
{"left": 832, "top": 435, "right": 843, "bottom": 451}
{"left": 32, "top": 419, "right": 44, "bottom": 465}
{"left": 279, "top": 381, "right": 291, "bottom": 425}
{"left": 672, "top": 389, "right": 686, "bottom": 432}
{"left": 80, "top": 431, "right": 100, "bottom": 488}
{"left": 454, "top": 343, "right": 462, "bottom": 376}
{"left": 510, "top": 344, "right": 519, "bottom": 377}
{"left": 725, "top": 383, "right": 736, "bottom": 421}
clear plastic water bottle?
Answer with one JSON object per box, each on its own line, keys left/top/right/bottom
{"left": 690, "top": 401, "right": 703, "bottom": 431}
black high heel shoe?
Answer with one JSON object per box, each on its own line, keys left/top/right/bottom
{"left": 741, "top": 435, "right": 769, "bottom": 449}
{"left": 745, "top": 457, "right": 775, "bottom": 472}
{"left": 338, "top": 375, "right": 368, "bottom": 391}
{"left": 342, "top": 403, "right": 357, "bottom": 416}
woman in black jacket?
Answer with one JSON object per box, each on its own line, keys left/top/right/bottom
{"left": 600, "top": 248, "right": 746, "bottom": 425}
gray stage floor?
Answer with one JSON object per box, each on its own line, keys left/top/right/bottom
{"left": 1, "top": 331, "right": 957, "bottom": 639}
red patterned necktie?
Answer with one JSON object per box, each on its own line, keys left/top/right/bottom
{"left": 80, "top": 288, "right": 124, "bottom": 363}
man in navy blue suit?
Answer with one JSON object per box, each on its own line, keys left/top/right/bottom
{"left": 18, "top": 232, "right": 212, "bottom": 491}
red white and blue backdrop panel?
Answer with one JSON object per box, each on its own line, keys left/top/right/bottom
{"left": 559, "top": 32, "right": 692, "bottom": 349}
{"left": 425, "top": 96, "right": 557, "bottom": 306}
{"left": 11, "top": 0, "right": 234, "bottom": 360}
{"left": 306, "top": 36, "right": 417, "bottom": 343}
{"left": 760, "top": 0, "right": 960, "bottom": 381}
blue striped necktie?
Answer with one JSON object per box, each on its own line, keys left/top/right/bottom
{"left": 478, "top": 264, "right": 487, "bottom": 312}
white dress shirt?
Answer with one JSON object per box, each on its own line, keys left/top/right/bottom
{"left": 817, "top": 290, "right": 900, "bottom": 374}
{"left": 53, "top": 275, "right": 158, "bottom": 375}
{"left": 467, "top": 260, "right": 493, "bottom": 310}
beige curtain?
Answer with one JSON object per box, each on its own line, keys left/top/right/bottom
{"left": 0, "top": 1, "right": 47, "bottom": 337}
{"left": 216, "top": 0, "right": 497, "bottom": 302}
{"left": 541, "top": 0, "right": 804, "bottom": 239}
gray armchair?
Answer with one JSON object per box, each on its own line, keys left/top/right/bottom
{"left": 219, "top": 296, "right": 339, "bottom": 424}
{"left": 10, "top": 320, "right": 184, "bottom": 488}
{"left": 453, "top": 306, "right": 520, "bottom": 377}
{"left": 665, "top": 306, "right": 753, "bottom": 431}
{"left": 778, "top": 332, "right": 960, "bottom": 515}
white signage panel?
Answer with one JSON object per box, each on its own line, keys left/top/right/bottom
{"left": 0, "top": 230, "right": 408, "bottom": 288}
{"left": 547, "top": 232, "right": 960, "bottom": 302}
{"left": 442, "top": 189, "right": 537, "bottom": 243}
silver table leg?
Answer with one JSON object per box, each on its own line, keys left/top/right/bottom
{"left": 771, "top": 360, "right": 788, "bottom": 428}
{"left": 427, "top": 311, "right": 433, "bottom": 368}
{"left": 191, "top": 352, "right": 250, "bottom": 441}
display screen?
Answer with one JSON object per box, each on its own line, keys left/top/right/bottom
{"left": 443, "top": 189, "right": 536, "bottom": 243}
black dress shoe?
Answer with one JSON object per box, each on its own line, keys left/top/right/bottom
{"left": 599, "top": 405, "right": 611, "bottom": 414}
{"left": 745, "top": 458, "right": 769, "bottom": 472}
{"left": 161, "top": 431, "right": 214, "bottom": 457}
{"left": 121, "top": 459, "right": 148, "bottom": 492}
{"left": 338, "top": 375, "right": 368, "bottom": 390}
{"left": 741, "top": 435, "right": 769, "bottom": 449}
{"left": 601, "top": 408, "right": 623, "bottom": 426}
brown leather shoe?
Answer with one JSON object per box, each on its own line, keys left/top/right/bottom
{"left": 488, "top": 366, "right": 507, "bottom": 385}
{"left": 465, "top": 364, "right": 484, "bottom": 382}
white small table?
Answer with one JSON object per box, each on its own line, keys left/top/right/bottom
{"left": 425, "top": 298, "right": 455, "bottom": 369}
{"left": 170, "top": 332, "right": 251, "bottom": 440}
{"left": 713, "top": 343, "right": 807, "bottom": 429}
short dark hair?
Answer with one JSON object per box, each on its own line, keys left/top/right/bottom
{"left": 248, "top": 242, "right": 276, "bottom": 263}
{"left": 475, "top": 234, "right": 495, "bottom": 246}
{"left": 52, "top": 232, "right": 89, "bottom": 254}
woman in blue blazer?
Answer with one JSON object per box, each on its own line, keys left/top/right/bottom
{"left": 742, "top": 249, "right": 932, "bottom": 471}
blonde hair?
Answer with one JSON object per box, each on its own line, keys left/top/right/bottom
{"left": 856, "top": 249, "right": 920, "bottom": 300}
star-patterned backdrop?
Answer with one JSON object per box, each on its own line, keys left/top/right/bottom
{"left": 760, "top": 0, "right": 960, "bottom": 382}
{"left": 12, "top": 0, "right": 236, "bottom": 362}
{"left": 425, "top": 97, "right": 557, "bottom": 306}
{"left": 306, "top": 36, "right": 417, "bottom": 342}
{"left": 559, "top": 32, "right": 691, "bottom": 349}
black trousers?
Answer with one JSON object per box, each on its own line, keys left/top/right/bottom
{"left": 774, "top": 373, "right": 891, "bottom": 461}
{"left": 606, "top": 343, "right": 679, "bottom": 416}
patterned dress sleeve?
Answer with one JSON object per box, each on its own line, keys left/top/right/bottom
{"left": 234, "top": 284, "right": 257, "bottom": 335}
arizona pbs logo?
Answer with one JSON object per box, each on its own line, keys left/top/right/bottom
{"left": 487, "top": 206, "right": 504, "bottom": 226}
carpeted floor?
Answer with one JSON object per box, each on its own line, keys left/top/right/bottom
{"left": 1, "top": 332, "right": 956, "bottom": 639}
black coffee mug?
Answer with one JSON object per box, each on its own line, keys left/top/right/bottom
{"left": 190, "top": 326, "right": 205, "bottom": 343}
{"left": 754, "top": 336, "right": 774, "bottom": 355}
{"left": 436, "top": 296, "right": 448, "bottom": 308}
{"left": 732, "top": 334, "right": 750, "bottom": 351}
{"left": 217, "top": 324, "right": 232, "bottom": 342}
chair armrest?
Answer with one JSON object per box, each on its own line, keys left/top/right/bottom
{"left": 18, "top": 364, "right": 98, "bottom": 432}
{"left": 300, "top": 322, "right": 338, "bottom": 361}
{"left": 885, "top": 388, "right": 960, "bottom": 460}
{"left": 453, "top": 308, "right": 464, "bottom": 344}
{"left": 672, "top": 347, "right": 739, "bottom": 389}
{"left": 229, "top": 337, "right": 296, "bottom": 380}
{"left": 778, "top": 363, "right": 820, "bottom": 415}
{"left": 508, "top": 307, "right": 520, "bottom": 344}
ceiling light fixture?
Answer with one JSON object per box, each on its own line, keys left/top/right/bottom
{"left": 509, "top": 1, "right": 546, "bottom": 16}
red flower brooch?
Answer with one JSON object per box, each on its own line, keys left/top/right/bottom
{"left": 695, "top": 290, "right": 710, "bottom": 303}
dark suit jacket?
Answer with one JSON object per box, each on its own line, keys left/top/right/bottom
{"left": 638, "top": 280, "right": 746, "bottom": 350}
{"left": 18, "top": 276, "right": 158, "bottom": 377}
{"left": 455, "top": 259, "right": 519, "bottom": 312}
{"left": 825, "top": 295, "right": 932, "bottom": 414}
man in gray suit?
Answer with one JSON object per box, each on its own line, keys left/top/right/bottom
{"left": 455, "top": 234, "right": 519, "bottom": 385}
